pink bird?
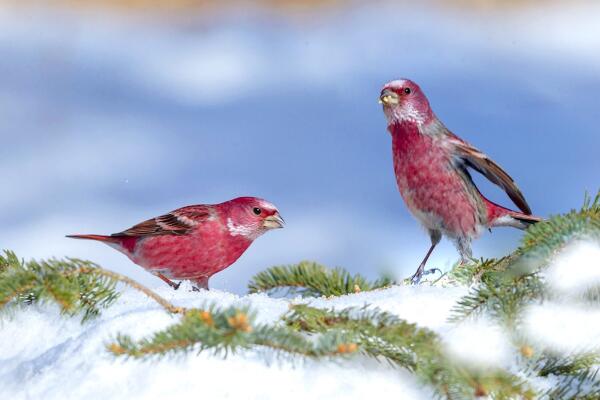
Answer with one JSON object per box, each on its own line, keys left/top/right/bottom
{"left": 379, "top": 79, "right": 540, "bottom": 283}
{"left": 68, "top": 197, "right": 284, "bottom": 290}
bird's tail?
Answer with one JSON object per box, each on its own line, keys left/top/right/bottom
{"left": 67, "top": 233, "right": 138, "bottom": 254}
{"left": 483, "top": 198, "right": 542, "bottom": 230}
{"left": 66, "top": 234, "right": 119, "bottom": 243}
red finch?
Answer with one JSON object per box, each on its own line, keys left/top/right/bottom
{"left": 67, "top": 197, "right": 284, "bottom": 290}
{"left": 379, "top": 79, "right": 540, "bottom": 284}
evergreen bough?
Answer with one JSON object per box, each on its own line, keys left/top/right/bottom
{"left": 248, "top": 260, "right": 393, "bottom": 297}
{"left": 0, "top": 251, "right": 119, "bottom": 321}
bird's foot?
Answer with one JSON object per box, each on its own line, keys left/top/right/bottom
{"left": 191, "top": 277, "right": 209, "bottom": 292}
{"left": 409, "top": 267, "right": 442, "bottom": 285}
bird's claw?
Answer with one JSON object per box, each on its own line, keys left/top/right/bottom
{"left": 423, "top": 267, "right": 442, "bottom": 277}
{"left": 410, "top": 267, "right": 442, "bottom": 285}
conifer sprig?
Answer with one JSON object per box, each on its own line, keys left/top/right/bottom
{"left": 516, "top": 350, "right": 600, "bottom": 399}
{"left": 0, "top": 251, "right": 119, "bottom": 321}
{"left": 109, "top": 301, "right": 531, "bottom": 398}
{"left": 248, "top": 261, "right": 393, "bottom": 297}
{"left": 108, "top": 303, "right": 357, "bottom": 360}
{"left": 284, "top": 304, "right": 531, "bottom": 399}
{"left": 446, "top": 256, "right": 515, "bottom": 286}
{"left": 0, "top": 250, "right": 183, "bottom": 321}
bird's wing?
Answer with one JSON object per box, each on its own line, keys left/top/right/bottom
{"left": 447, "top": 135, "right": 532, "bottom": 215}
{"left": 112, "top": 206, "right": 212, "bottom": 237}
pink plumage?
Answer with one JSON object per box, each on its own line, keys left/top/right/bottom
{"left": 380, "top": 79, "right": 540, "bottom": 283}
{"left": 68, "top": 197, "right": 284, "bottom": 290}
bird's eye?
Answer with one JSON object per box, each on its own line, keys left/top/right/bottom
{"left": 404, "top": 87, "right": 411, "bottom": 95}
{"left": 252, "top": 207, "right": 262, "bottom": 215}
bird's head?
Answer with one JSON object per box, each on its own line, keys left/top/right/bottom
{"left": 221, "top": 197, "right": 284, "bottom": 240}
{"left": 379, "top": 79, "right": 433, "bottom": 126}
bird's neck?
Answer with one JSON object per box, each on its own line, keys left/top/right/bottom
{"left": 389, "top": 116, "right": 449, "bottom": 163}
{"left": 388, "top": 114, "right": 443, "bottom": 139}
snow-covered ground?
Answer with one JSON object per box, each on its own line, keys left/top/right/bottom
{"left": 1, "top": 285, "right": 464, "bottom": 400}
{"left": 2, "top": 240, "right": 599, "bottom": 399}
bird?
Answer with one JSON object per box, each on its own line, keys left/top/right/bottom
{"left": 67, "top": 197, "right": 284, "bottom": 290}
{"left": 379, "top": 79, "right": 541, "bottom": 284}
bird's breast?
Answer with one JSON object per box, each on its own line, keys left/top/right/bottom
{"left": 391, "top": 122, "right": 450, "bottom": 192}
{"left": 390, "top": 122, "right": 483, "bottom": 236}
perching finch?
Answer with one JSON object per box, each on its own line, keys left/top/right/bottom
{"left": 68, "top": 197, "right": 284, "bottom": 290}
{"left": 379, "top": 79, "right": 540, "bottom": 284}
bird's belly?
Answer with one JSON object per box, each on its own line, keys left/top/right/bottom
{"left": 393, "top": 134, "right": 481, "bottom": 236}
{"left": 132, "top": 232, "right": 251, "bottom": 280}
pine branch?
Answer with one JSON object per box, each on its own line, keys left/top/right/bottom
{"left": 449, "top": 272, "right": 545, "bottom": 325}
{"left": 248, "top": 261, "right": 394, "bottom": 297}
{"left": 110, "top": 302, "right": 530, "bottom": 398}
{"left": 75, "top": 266, "right": 185, "bottom": 315}
{"left": 543, "top": 368, "right": 600, "bottom": 399}
{"left": 446, "top": 255, "right": 518, "bottom": 286}
{"left": 108, "top": 304, "right": 356, "bottom": 360}
{"left": 0, "top": 251, "right": 183, "bottom": 321}
{"left": 519, "top": 190, "right": 600, "bottom": 269}
{"left": 285, "top": 304, "right": 531, "bottom": 399}
{"left": 536, "top": 352, "right": 600, "bottom": 377}
{"left": 519, "top": 350, "right": 600, "bottom": 399}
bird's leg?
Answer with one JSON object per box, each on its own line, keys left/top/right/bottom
{"left": 410, "top": 231, "right": 442, "bottom": 284}
{"left": 454, "top": 236, "right": 473, "bottom": 271}
{"left": 410, "top": 244, "right": 438, "bottom": 284}
{"left": 157, "top": 273, "right": 181, "bottom": 290}
{"left": 192, "top": 276, "right": 209, "bottom": 292}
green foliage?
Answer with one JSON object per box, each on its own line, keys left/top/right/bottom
{"left": 110, "top": 301, "right": 530, "bottom": 398}
{"left": 247, "top": 260, "right": 394, "bottom": 297}
{"left": 449, "top": 271, "right": 545, "bottom": 326}
{"left": 521, "top": 191, "right": 600, "bottom": 260}
{"left": 0, "top": 250, "right": 119, "bottom": 321}
{"left": 285, "top": 305, "right": 530, "bottom": 399}
{"left": 535, "top": 352, "right": 600, "bottom": 378}
{"left": 446, "top": 256, "right": 514, "bottom": 286}
{"left": 109, "top": 303, "right": 354, "bottom": 360}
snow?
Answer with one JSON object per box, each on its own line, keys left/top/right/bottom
{"left": 546, "top": 240, "right": 600, "bottom": 295}
{"left": 1, "top": 240, "right": 600, "bottom": 399}
{"left": 524, "top": 302, "right": 600, "bottom": 354}
{"left": 0, "top": 286, "right": 441, "bottom": 400}
{"left": 444, "top": 318, "right": 513, "bottom": 369}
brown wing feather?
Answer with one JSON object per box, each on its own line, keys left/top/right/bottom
{"left": 449, "top": 137, "right": 532, "bottom": 215}
{"left": 112, "top": 205, "right": 211, "bottom": 237}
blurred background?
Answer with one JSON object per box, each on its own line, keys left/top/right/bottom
{"left": 0, "top": 0, "right": 598, "bottom": 293}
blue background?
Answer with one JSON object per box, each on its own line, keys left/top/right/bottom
{"left": 1, "top": 2, "right": 598, "bottom": 293}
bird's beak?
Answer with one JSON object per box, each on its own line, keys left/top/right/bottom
{"left": 379, "top": 89, "right": 399, "bottom": 105}
{"left": 263, "top": 213, "right": 285, "bottom": 229}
